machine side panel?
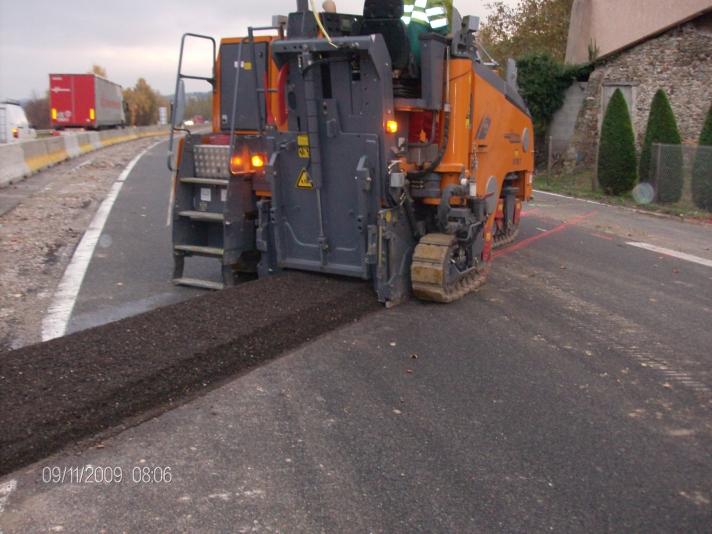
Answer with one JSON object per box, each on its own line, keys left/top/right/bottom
{"left": 219, "top": 42, "right": 269, "bottom": 131}
{"left": 472, "top": 67, "right": 535, "bottom": 201}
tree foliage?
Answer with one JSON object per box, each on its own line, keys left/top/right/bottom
{"left": 479, "top": 0, "right": 573, "bottom": 66}
{"left": 598, "top": 89, "right": 638, "bottom": 195}
{"left": 123, "top": 78, "right": 168, "bottom": 126}
{"left": 89, "top": 64, "right": 107, "bottom": 78}
{"left": 516, "top": 51, "right": 591, "bottom": 140}
{"left": 23, "top": 90, "right": 51, "bottom": 130}
{"left": 184, "top": 94, "right": 212, "bottom": 122}
{"left": 692, "top": 102, "right": 712, "bottom": 211}
{"left": 639, "top": 89, "right": 683, "bottom": 203}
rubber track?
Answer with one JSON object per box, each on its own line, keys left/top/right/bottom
{"left": 411, "top": 234, "right": 488, "bottom": 303}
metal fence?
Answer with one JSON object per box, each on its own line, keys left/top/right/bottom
{"left": 643, "top": 143, "right": 712, "bottom": 212}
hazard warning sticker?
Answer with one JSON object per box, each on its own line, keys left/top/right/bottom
{"left": 297, "top": 134, "right": 310, "bottom": 159}
{"left": 296, "top": 168, "right": 314, "bottom": 189}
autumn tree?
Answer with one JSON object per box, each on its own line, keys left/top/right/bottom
{"left": 89, "top": 64, "right": 107, "bottom": 78}
{"left": 123, "top": 78, "right": 164, "bottom": 126}
{"left": 479, "top": 0, "right": 573, "bottom": 66}
{"left": 184, "top": 93, "right": 212, "bottom": 121}
{"left": 23, "top": 90, "right": 51, "bottom": 130}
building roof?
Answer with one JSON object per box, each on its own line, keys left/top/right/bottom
{"left": 565, "top": 0, "right": 712, "bottom": 64}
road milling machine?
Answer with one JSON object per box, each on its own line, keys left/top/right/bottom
{"left": 168, "top": 0, "right": 534, "bottom": 305}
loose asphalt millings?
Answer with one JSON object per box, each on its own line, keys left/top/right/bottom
{"left": 0, "top": 271, "right": 380, "bottom": 476}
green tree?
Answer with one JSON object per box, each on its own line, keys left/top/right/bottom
{"left": 691, "top": 102, "right": 712, "bottom": 211}
{"left": 598, "top": 89, "right": 637, "bottom": 195}
{"left": 516, "top": 51, "right": 591, "bottom": 140}
{"left": 23, "top": 90, "right": 51, "bottom": 129}
{"left": 479, "top": 0, "right": 573, "bottom": 66}
{"left": 123, "top": 78, "right": 161, "bottom": 126}
{"left": 639, "top": 89, "right": 683, "bottom": 203}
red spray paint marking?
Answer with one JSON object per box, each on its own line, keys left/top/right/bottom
{"left": 492, "top": 212, "right": 598, "bottom": 259}
{"left": 590, "top": 233, "right": 612, "bottom": 241}
{"left": 520, "top": 209, "right": 539, "bottom": 216}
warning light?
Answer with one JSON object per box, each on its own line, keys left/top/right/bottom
{"left": 251, "top": 155, "right": 265, "bottom": 168}
{"left": 12, "top": 128, "right": 18, "bottom": 139}
{"left": 90, "top": 108, "right": 95, "bottom": 120}
{"left": 52, "top": 108, "right": 57, "bottom": 120}
{"left": 230, "top": 155, "right": 244, "bottom": 174}
{"left": 386, "top": 120, "right": 398, "bottom": 134}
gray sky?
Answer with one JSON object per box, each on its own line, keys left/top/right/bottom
{"left": 0, "top": 0, "right": 518, "bottom": 101}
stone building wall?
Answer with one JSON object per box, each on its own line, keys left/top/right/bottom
{"left": 565, "top": 12, "right": 712, "bottom": 173}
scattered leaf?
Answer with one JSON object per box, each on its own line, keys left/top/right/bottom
{"left": 407, "top": 369, "right": 412, "bottom": 374}
{"left": 662, "top": 383, "right": 672, "bottom": 389}
{"left": 649, "top": 298, "right": 658, "bottom": 302}
{"left": 672, "top": 269, "right": 679, "bottom": 274}
{"left": 389, "top": 342, "right": 396, "bottom": 347}
{"left": 411, "top": 354, "right": 418, "bottom": 359}
{"left": 96, "top": 443, "right": 105, "bottom": 449}
{"left": 559, "top": 266, "right": 566, "bottom": 270}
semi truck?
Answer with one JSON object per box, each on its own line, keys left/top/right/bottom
{"left": 49, "top": 74, "right": 127, "bottom": 130}
{"left": 0, "top": 100, "right": 36, "bottom": 143}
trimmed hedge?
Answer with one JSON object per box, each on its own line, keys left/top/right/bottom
{"left": 598, "top": 89, "right": 638, "bottom": 195}
{"left": 639, "top": 89, "right": 683, "bottom": 203}
{"left": 692, "top": 102, "right": 712, "bottom": 211}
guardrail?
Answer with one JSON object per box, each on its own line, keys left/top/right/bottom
{"left": 0, "top": 125, "right": 170, "bottom": 189}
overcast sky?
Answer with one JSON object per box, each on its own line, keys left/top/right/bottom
{"left": 0, "top": 0, "right": 519, "bottom": 101}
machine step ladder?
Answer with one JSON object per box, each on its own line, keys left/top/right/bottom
{"left": 172, "top": 143, "right": 233, "bottom": 290}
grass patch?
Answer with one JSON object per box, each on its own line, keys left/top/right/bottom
{"left": 534, "top": 169, "right": 712, "bottom": 222}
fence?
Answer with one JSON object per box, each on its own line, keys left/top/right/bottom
{"left": 645, "top": 143, "right": 712, "bottom": 213}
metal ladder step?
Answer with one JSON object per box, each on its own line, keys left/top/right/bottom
{"left": 177, "top": 210, "right": 224, "bottom": 222}
{"left": 180, "top": 177, "right": 229, "bottom": 186}
{"left": 172, "top": 277, "right": 225, "bottom": 290}
{"left": 174, "top": 245, "right": 224, "bottom": 257}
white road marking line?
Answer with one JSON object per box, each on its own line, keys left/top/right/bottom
{"left": 533, "top": 189, "right": 608, "bottom": 206}
{"left": 0, "top": 479, "right": 17, "bottom": 520}
{"left": 626, "top": 242, "right": 712, "bottom": 269}
{"left": 41, "top": 140, "right": 163, "bottom": 341}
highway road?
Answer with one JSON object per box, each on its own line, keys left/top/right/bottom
{"left": 1, "top": 140, "right": 711, "bottom": 532}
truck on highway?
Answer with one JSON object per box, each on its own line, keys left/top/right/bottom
{"left": 0, "top": 100, "right": 37, "bottom": 143}
{"left": 49, "top": 74, "right": 127, "bottom": 130}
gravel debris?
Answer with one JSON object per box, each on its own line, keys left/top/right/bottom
{"left": 0, "top": 137, "right": 165, "bottom": 351}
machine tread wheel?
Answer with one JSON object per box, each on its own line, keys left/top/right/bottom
{"left": 411, "top": 233, "right": 488, "bottom": 303}
{"left": 492, "top": 225, "right": 519, "bottom": 249}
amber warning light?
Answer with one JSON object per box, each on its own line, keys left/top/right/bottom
{"left": 251, "top": 155, "right": 265, "bottom": 168}
{"left": 386, "top": 120, "right": 398, "bottom": 134}
{"left": 230, "top": 156, "right": 243, "bottom": 174}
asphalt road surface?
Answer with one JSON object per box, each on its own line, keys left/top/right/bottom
{"left": 0, "top": 142, "right": 711, "bottom": 533}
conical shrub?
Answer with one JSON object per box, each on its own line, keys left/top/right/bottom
{"left": 598, "top": 89, "right": 637, "bottom": 195}
{"left": 639, "top": 89, "right": 683, "bottom": 203}
{"left": 691, "top": 102, "right": 712, "bottom": 211}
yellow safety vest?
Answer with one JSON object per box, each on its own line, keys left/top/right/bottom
{"left": 402, "top": 0, "right": 450, "bottom": 32}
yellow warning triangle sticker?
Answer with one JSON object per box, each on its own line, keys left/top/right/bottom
{"left": 295, "top": 168, "right": 314, "bottom": 189}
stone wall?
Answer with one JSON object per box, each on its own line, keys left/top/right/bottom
{"left": 565, "top": 12, "right": 712, "bottom": 173}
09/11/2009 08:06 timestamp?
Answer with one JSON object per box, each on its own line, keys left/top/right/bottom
{"left": 42, "top": 465, "right": 172, "bottom": 484}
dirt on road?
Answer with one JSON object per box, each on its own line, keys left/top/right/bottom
{"left": 0, "top": 137, "right": 165, "bottom": 351}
